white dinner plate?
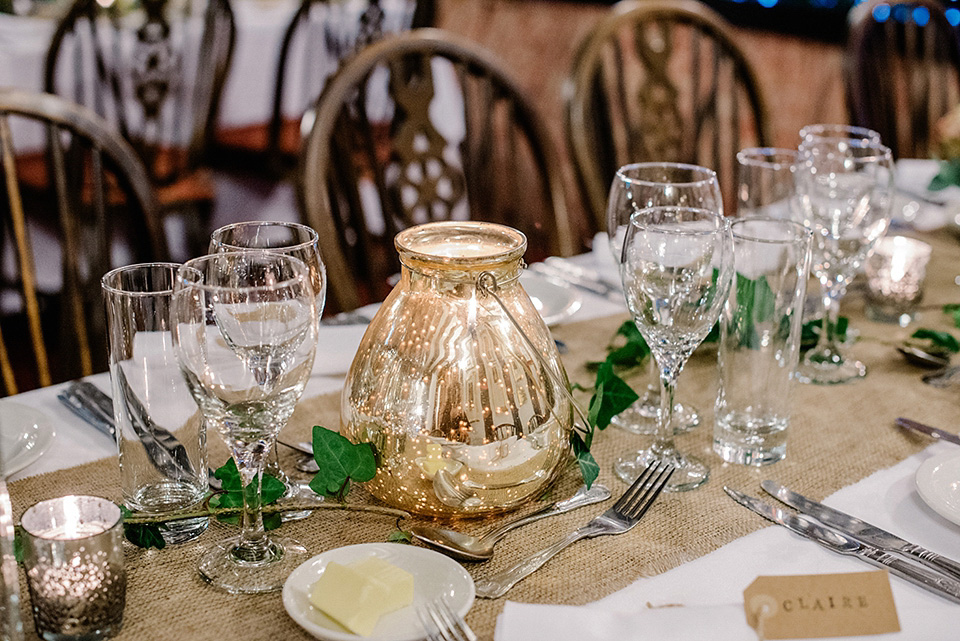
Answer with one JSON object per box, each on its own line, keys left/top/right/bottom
{"left": 915, "top": 450, "right": 960, "bottom": 527}
{"left": 0, "top": 402, "right": 55, "bottom": 476}
{"left": 282, "top": 542, "right": 475, "bottom": 641}
{"left": 519, "top": 271, "right": 582, "bottom": 326}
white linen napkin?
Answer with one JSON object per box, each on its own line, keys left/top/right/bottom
{"left": 494, "top": 601, "right": 754, "bottom": 641}
{"left": 893, "top": 159, "right": 960, "bottom": 232}
{"left": 590, "top": 232, "right": 622, "bottom": 288}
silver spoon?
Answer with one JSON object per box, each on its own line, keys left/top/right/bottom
{"left": 897, "top": 345, "right": 950, "bottom": 369}
{"left": 409, "top": 483, "right": 611, "bottom": 561}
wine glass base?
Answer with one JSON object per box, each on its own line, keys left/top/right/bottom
{"left": 796, "top": 358, "right": 867, "bottom": 385}
{"left": 614, "top": 449, "right": 709, "bottom": 492}
{"left": 611, "top": 393, "right": 701, "bottom": 436}
{"left": 198, "top": 535, "right": 308, "bottom": 594}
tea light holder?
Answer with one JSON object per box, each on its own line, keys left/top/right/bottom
{"left": 20, "top": 496, "right": 125, "bottom": 641}
{"left": 864, "top": 236, "right": 932, "bottom": 326}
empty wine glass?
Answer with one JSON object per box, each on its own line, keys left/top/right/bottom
{"left": 794, "top": 137, "right": 894, "bottom": 384}
{"left": 606, "top": 163, "right": 722, "bottom": 437}
{"left": 210, "top": 221, "right": 326, "bottom": 518}
{"left": 617, "top": 207, "right": 733, "bottom": 491}
{"left": 172, "top": 251, "right": 318, "bottom": 593}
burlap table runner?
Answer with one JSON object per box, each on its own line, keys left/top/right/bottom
{"left": 9, "top": 232, "right": 960, "bottom": 640}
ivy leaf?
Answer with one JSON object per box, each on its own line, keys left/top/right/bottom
{"left": 606, "top": 321, "right": 650, "bottom": 367}
{"left": 210, "top": 459, "right": 286, "bottom": 529}
{"left": 387, "top": 529, "right": 414, "bottom": 544}
{"left": 120, "top": 505, "right": 166, "bottom": 550}
{"left": 800, "top": 317, "right": 850, "bottom": 353}
{"left": 911, "top": 328, "right": 960, "bottom": 354}
{"left": 943, "top": 304, "right": 960, "bottom": 329}
{"left": 13, "top": 527, "right": 22, "bottom": 564}
{"left": 928, "top": 161, "right": 960, "bottom": 191}
{"left": 571, "top": 432, "right": 599, "bottom": 490}
{"left": 589, "top": 361, "right": 639, "bottom": 430}
{"left": 308, "top": 426, "right": 377, "bottom": 500}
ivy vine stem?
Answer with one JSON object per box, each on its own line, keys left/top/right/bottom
{"left": 122, "top": 502, "right": 409, "bottom": 526}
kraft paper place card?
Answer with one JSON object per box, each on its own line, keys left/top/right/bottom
{"left": 743, "top": 571, "right": 900, "bottom": 639}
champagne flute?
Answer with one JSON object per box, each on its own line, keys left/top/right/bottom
{"left": 794, "top": 137, "right": 894, "bottom": 384}
{"left": 606, "top": 163, "right": 722, "bottom": 438}
{"left": 210, "top": 221, "right": 326, "bottom": 518}
{"left": 618, "top": 206, "right": 733, "bottom": 491}
{"left": 172, "top": 251, "right": 317, "bottom": 593}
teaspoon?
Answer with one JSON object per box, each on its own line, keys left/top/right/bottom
{"left": 897, "top": 345, "right": 950, "bottom": 369}
{"left": 409, "top": 483, "right": 611, "bottom": 561}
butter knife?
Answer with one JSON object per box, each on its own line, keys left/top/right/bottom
{"left": 761, "top": 480, "right": 960, "bottom": 583}
{"left": 895, "top": 417, "right": 960, "bottom": 446}
{"left": 725, "top": 487, "right": 960, "bottom": 605}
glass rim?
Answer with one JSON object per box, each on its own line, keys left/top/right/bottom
{"left": 101, "top": 262, "right": 182, "bottom": 297}
{"left": 628, "top": 206, "right": 729, "bottom": 236}
{"left": 177, "top": 251, "right": 310, "bottom": 294}
{"left": 615, "top": 162, "right": 718, "bottom": 188}
{"left": 730, "top": 217, "right": 813, "bottom": 245}
{"left": 210, "top": 220, "right": 319, "bottom": 253}
{"left": 21, "top": 495, "right": 122, "bottom": 539}
{"left": 799, "top": 123, "right": 882, "bottom": 142}
{"left": 736, "top": 147, "right": 798, "bottom": 170}
{"left": 395, "top": 221, "right": 527, "bottom": 268}
{"left": 798, "top": 138, "right": 893, "bottom": 162}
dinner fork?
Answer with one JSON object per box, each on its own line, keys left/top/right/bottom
{"left": 416, "top": 596, "right": 477, "bottom": 641}
{"left": 475, "top": 461, "right": 674, "bottom": 598}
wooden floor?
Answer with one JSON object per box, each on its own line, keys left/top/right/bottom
{"left": 435, "top": 0, "right": 848, "bottom": 241}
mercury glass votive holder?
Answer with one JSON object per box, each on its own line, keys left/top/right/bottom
{"left": 864, "top": 236, "right": 932, "bottom": 326}
{"left": 20, "top": 496, "right": 126, "bottom": 641}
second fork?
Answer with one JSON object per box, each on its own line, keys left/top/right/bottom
{"left": 474, "top": 461, "right": 674, "bottom": 598}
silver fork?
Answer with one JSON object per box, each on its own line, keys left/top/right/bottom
{"left": 416, "top": 596, "right": 476, "bottom": 641}
{"left": 474, "top": 461, "right": 674, "bottom": 598}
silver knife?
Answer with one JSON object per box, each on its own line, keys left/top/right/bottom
{"left": 761, "top": 480, "right": 960, "bottom": 584}
{"left": 895, "top": 417, "right": 960, "bottom": 446}
{"left": 527, "top": 262, "right": 623, "bottom": 303}
{"left": 724, "top": 486, "right": 960, "bottom": 605}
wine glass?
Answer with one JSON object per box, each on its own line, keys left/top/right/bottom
{"left": 794, "top": 137, "right": 894, "bottom": 385}
{"left": 618, "top": 207, "right": 733, "bottom": 491}
{"left": 210, "top": 221, "right": 326, "bottom": 518}
{"left": 799, "top": 124, "right": 881, "bottom": 146}
{"left": 605, "top": 163, "right": 722, "bottom": 439}
{"left": 172, "top": 251, "right": 318, "bottom": 593}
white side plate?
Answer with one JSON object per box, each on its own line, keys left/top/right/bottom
{"left": 915, "top": 450, "right": 960, "bottom": 527}
{"left": 0, "top": 402, "right": 55, "bottom": 476}
{"left": 283, "top": 542, "right": 475, "bottom": 641}
{"left": 520, "top": 271, "right": 582, "bottom": 326}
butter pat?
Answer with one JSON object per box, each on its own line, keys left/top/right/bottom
{"left": 308, "top": 557, "right": 414, "bottom": 637}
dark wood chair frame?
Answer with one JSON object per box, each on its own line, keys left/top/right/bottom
{"left": 565, "top": 0, "right": 772, "bottom": 230}
{"left": 0, "top": 89, "right": 163, "bottom": 395}
{"left": 845, "top": 0, "right": 960, "bottom": 158}
{"left": 299, "top": 28, "right": 576, "bottom": 312}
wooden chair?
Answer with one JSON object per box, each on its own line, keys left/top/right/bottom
{"left": 214, "top": 0, "right": 434, "bottom": 179}
{"left": 845, "top": 0, "right": 960, "bottom": 158}
{"left": 44, "top": 0, "right": 235, "bottom": 258}
{"left": 0, "top": 89, "right": 164, "bottom": 395}
{"left": 565, "top": 0, "right": 771, "bottom": 230}
{"left": 298, "top": 29, "right": 576, "bottom": 312}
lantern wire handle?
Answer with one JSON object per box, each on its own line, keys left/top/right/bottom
{"left": 476, "top": 271, "right": 593, "bottom": 441}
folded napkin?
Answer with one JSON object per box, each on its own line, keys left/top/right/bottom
{"left": 892, "top": 159, "right": 960, "bottom": 232}
{"left": 590, "top": 232, "right": 622, "bottom": 288}
{"left": 495, "top": 601, "right": 754, "bottom": 641}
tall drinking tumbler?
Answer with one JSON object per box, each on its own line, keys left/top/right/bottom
{"left": 102, "top": 263, "right": 207, "bottom": 543}
{"left": 714, "top": 219, "right": 812, "bottom": 465}
{"left": 735, "top": 148, "right": 800, "bottom": 220}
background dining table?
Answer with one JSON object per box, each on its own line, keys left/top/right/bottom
{"left": 4, "top": 212, "right": 960, "bottom": 638}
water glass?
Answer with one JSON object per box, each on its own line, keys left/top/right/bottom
{"left": 714, "top": 219, "right": 812, "bottom": 466}
{"left": 20, "top": 496, "right": 125, "bottom": 641}
{"left": 102, "top": 263, "right": 208, "bottom": 544}
{"left": 735, "top": 148, "right": 799, "bottom": 220}
{"left": 864, "top": 236, "right": 932, "bottom": 326}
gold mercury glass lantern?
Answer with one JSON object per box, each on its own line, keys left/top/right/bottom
{"left": 341, "top": 221, "right": 572, "bottom": 517}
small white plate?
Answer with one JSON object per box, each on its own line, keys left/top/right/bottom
{"left": 282, "top": 543, "right": 475, "bottom": 641}
{"left": 520, "top": 271, "right": 582, "bottom": 326}
{"left": 0, "top": 402, "right": 55, "bottom": 476}
{"left": 915, "top": 450, "right": 960, "bottom": 527}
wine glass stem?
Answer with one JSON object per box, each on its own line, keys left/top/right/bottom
{"left": 233, "top": 446, "right": 271, "bottom": 562}
{"left": 814, "top": 284, "right": 842, "bottom": 357}
{"left": 653, "top": 369, "right": 678, "bottom": 455}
